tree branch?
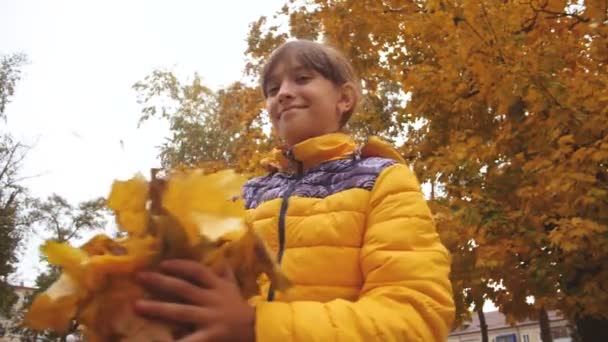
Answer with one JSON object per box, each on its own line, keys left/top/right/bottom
{"left": 63, "top": 227, "right": 81, "bottom": 242}
{"left": 526, "top": 0, "right": 590, "bottom": 23}
{"left": 2, "top": 188, "right": 21, "bottom": 212}
{"left": 383, "top": 5, "right": 406, "bottom": 13}
{"left": 463, "top": 19, "right": 493, "bottom": 50}
{"left": 381, "top": 0, "right": 424, "bottom": 14}
{"left": 515, "top": 11, "right": 539, "bottom": 34}
{"left": 50, "top": 215, "right": 63, "bottom": 242}
{"left": 0, "top": 141, "right": 21, "bottom": 183}
{"left": 539, "top": 9, "right": 589, "bottom": 23}
{"left": 479, "top": 3, "right": 506, "bottom": 63}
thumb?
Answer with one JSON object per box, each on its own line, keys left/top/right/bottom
{"left": 220, "top": 262, "right": 237, "bottom": 283}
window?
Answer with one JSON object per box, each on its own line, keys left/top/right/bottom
{"left": 551, "top": 326, "right": 570, "bottom": 339}
{"left": 523, "top": 335, "right": 530, "bottom": 342}
{"left": 496, "top": 334, "right": 517, "bottom": 342}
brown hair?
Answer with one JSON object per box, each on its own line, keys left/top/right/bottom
{"left": 261, "top": 40, "right": 361, "bottom": 127}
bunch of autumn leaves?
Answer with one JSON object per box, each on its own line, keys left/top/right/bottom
{"left": 23, "top": 169, "right": 289, "bottom": 341}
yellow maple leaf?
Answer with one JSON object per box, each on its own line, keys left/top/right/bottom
{"left": 80, "top": 234, "right": 118, "bottom": 255}
{"left": 107, "top": 174, "right": 149, "bottom": 212}
{"left": 42, "top": 241, "right": 89, "bottom": 281}
{"left": 84, "top": 236, "right": 160, "bottom": 278}
{"left": 107, "top": 174, "right": 150, "bottom": 235}
{"left": 204, "top": 226, "right": 291, "bottom": 299}
{"left": 79, "top": 278, "right": 175, "bottom": 342}
{"left": 24, "top": 168, "right": 290, "bottom": 339}
{"left": 162, "top": 169, "right": 247, "bottom": 245}
{"left": 23, "top": 274, "right": 84, "bottom": 334}
{"left": 116, "top": 210, "right": 150, "bottom": 236}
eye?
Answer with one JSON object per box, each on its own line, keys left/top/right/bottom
{"left": 266, "top": 85, "right": 279, "bottom": 96}
{"left": 295, "top": 74, "right": 312, "bottom": 83}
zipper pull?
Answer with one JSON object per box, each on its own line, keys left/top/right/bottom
{"left": 283, "top": 149, "right": 304, "bottom": 177}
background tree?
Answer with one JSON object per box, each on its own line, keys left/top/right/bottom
{"left": 134, "top": 70, "right": 276, "bottom": 175}
{"left": 11, "top": 195, "right": 107, "bottom": 341}
{"left": 137, "top": 1, "right": 607, "bottom": 340}
{"left": 25, "top": 194, "right": 106, "bottom": 243}
{"left": 0, "top": 136, "right": 28, "bottom": 316}
{"left": 134, "top": 70, "right": 230, "bottom": 169}
{"left": 0, "top": 53, "right": 28, "bottom": 316}
{"left": 0, "top": 53, "right": 27, "bottom": 120}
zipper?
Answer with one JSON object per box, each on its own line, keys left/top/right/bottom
{"left": 267, "top": 150, "right": 303, "bottom": 301}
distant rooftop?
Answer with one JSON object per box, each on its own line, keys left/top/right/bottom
{"left": 0, "top": 282, "right": 37, "bottom": 292}
{"left": 450, "top": 310, "right": 565, "bottom": 336}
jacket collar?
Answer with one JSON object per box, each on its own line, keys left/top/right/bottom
{"left": 261, "top": 133, "right": 404, "bottom": 174}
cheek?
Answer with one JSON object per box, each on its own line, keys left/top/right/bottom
{"left": 315, "top": 95, "right": 338, "bottom": 117}
{"left": 266, "top": 107, "right": 280, "bottom": 131}
{"left": 270, "top": 118, "right": 280, "bottom": 133}
{"left": 266, "top": 101, "right": 277, "bottom": 119}
{"left": 319, "top": 96, "right": 341, "bottom": 127}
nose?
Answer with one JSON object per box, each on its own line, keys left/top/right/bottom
{"left": 277, "top": 81, "right": 295, "bottom": 103}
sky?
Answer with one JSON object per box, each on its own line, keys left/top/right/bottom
{"left": 0, "top": 0, "right": 286, "bottom": 286}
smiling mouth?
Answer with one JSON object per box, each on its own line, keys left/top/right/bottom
{"left": 279, "top": 106, "right": 305, "bottom": 119}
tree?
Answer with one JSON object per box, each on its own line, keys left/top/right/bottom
{"left": 0, "top": 53, "right": 28, "bottom": 316}
{"left": 134, "top": 12, "right": 405, "bottom": 174}
{"left": 133, "top": 70, "right": 229, "bottom": 169}
{"left": 0, "top": 136, "right": 27, "bottom": 316}
{"left": 134, "top": 70, "right": 275, "bottom": 175}
{"left": 0, "top": 53, "right": 27, "bottom": 120}
{"left": 13, "top": 195, "right": 107, "bottom": 341}
{"left": 241, "top": 0, "right": 608, "bottom": 340}
{"left": 137, "top": 0, "right": 607, "bottom": 339}
{"left": 26, "top": 194, "right": 106, "bottom": 243}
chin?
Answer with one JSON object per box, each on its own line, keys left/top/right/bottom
{"left": 289, "top": 133, "right": 322, "bottom": 147}
{"left": 281, "top": 133, "right": 305, "bottom": 147}
{"left": 279, "top": 125, "right": 321, "bottom": 147}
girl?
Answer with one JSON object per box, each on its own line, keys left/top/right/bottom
{"left": 135, "top": 39, "right": 455, "bottom": 341}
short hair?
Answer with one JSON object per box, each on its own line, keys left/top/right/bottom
{"left": 261, "top": 40, "right": 361, "bottom": 127}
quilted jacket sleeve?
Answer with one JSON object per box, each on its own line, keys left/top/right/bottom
{"left": 254, "top": 164, "right": 455, "bottom": 341}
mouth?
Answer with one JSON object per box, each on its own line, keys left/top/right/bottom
{"left": 278, "top": 105, "right": 306, "bottom": 120}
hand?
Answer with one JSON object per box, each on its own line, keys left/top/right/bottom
{"left": 134, "top": 260, "right": 256, "bottom": 342}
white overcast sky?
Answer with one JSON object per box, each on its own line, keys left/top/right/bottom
{"left": 1, "top": 0, "right": 285, "bottom": 286}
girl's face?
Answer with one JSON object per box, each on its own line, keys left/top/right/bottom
{"left": 264, "top": 59, "right": 355, "bottom": 147}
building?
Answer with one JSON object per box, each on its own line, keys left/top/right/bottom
{"left": 0, "top": 284, "right": 80, "bottom": 342}
{"left": 0, "top": 283, "right": 36, "bottom": 341}
{"left": 449, "top": 310, "right": 572, "bottom": 342}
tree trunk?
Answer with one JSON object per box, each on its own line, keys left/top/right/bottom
{"left": 574, "top": 315, "right": 608, "bottom": 342}
{"left": 477, "top": 308, "right": 489, "bottom": 342}
{"left": 539, "top": 306, "right": 553, "bottom": 342}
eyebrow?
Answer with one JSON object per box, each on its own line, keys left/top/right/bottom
{"left": 267, "top": 65, "right": 313, "bottom": 85}
{"left": 290, "top": 65, "right": 311, "bottom": 73}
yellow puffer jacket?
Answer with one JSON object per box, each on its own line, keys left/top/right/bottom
{"left": 242, "top": 133, "right": 454, "bottom": 341}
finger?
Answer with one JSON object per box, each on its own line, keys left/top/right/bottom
{"left": 161, "top": 260, "right": 221, "bottom": 288}
{"left": 137, "top": 272, "right": 213, "bottom": 305}
{"left": 134, "top": 299, "right": 212, "bottom": 325}
{"left": 177, "top": 329, "right": 217, "bottom": 342}
{"left": 220, "top": 263, "right": 237, "bottom": 283}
